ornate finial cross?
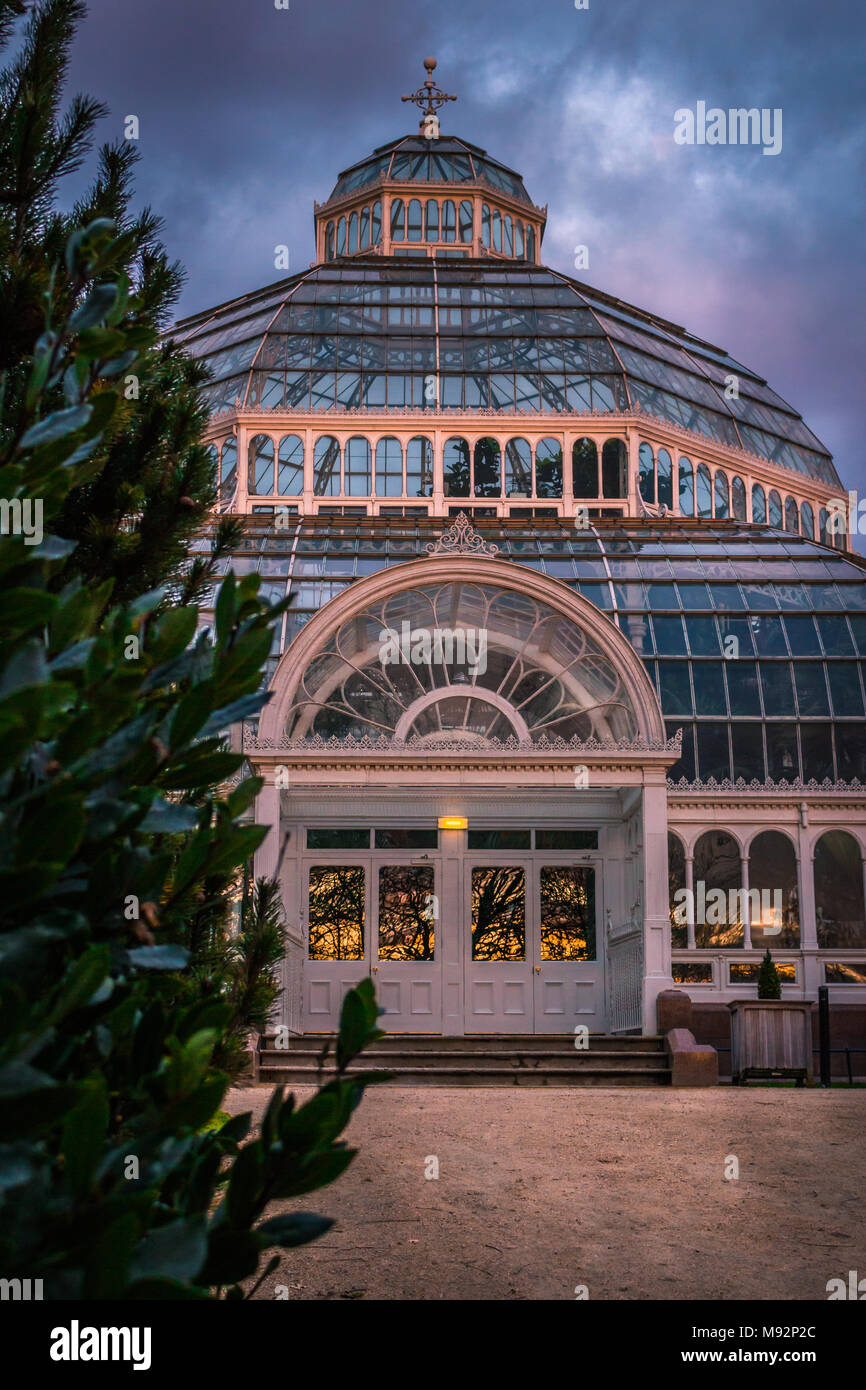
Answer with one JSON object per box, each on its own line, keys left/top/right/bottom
{"left": 402, "top": 57, "right": 457, "bottom": 118}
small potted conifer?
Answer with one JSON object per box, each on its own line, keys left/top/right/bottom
{"left": 729, "top": 950, "right": 813, "bottom": 1084}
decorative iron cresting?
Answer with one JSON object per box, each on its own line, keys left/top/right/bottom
{"left": 424, "top": 511, "right": 500, "bottom": 558}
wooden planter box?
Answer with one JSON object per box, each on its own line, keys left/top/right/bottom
{"left": 728, "top": 1000, "right": 813, "bottom": 1085}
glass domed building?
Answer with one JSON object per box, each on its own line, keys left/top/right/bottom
{"left": 176, "top": 63, "right": 866, "bottom": 1055}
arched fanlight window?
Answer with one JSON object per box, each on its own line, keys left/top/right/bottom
{"left": 657, "top": 449, "right": 673, "bottom": 510}
{"left": 248, "top": 433, "right": 275, "bottom": 494}
{"left": 714, "top": 469, "right": 729, "bottom": 519}
{"left": 474, "top": 437, "right": 502, "bottom": 497}
{"left": 602, "top": 438, "right": 627, "bottom": 499}
{"left": 678, "top": 456, "right": 694, "bottom": 515}
{"left": 814, "top": 830, "right": 866, "bottom": 949}
{"left": 668, "top": 832, "right": 687, "bottom": 949}
{"left": 800, "top": 501, "right": 815, "bottom": 538}
{"left": 784, "top": 495, "right": 799, "bottom": 533}
{"left": 425, "top": 199, "right": 439, "bottom": 241}
{"left": 492, "top": 208, "right": 502, "bottom": 253}
{"left": 407, "top": 198, "right": 423, "bottom": 242}
{"left": 732, "top": 475, "right": 747, "bottom": 520}
{"left": 371, "top": 200, "right": 382, "bottom": 243}
{"left": 442, "top": 200, "right": 456, "bottom": 242}
{"left": 768, "top": 489, "right": 783, "bottom": 528}
{"left": 277, "top": 435, "right": 304, "bottom": 495}
{"left": 336, "top": 217, "right": 347, "bottom": 253}
{"left": 459, "top": 200, "right": 473, "bottom": 243}
{"left": 504, "top": 215, "right": 514, "bottom": 256}
{"left": 638, "top": 442, "right": 655, "bottom": 504}
{"left": 505, "top": 438, "right": 532, "bottom": 496}
{"left": 693, "top": 831, "right": 744, "bottom": 948}
{"left": 325, "top": 222, "right": 335, "bottom": 259}
{"left": 749, "top": 830, "right": 799, "bottom": 948}
{"left": 513, "top": 221, "right": 524, "bottom": 257}
{"left": 752, "top": 483, "right": 767, "bottom": 524}
{"left": 443, "top": 436, "right": 470, "bottom": 496}
{"left": 345, "top": 436, "right": 371, "bottom": 495}
{"left": 819, "top": 507, "right": 829, "bottom": 545}
{"left": 220, "top": 437, "right": 237, "bottom": 497}
{"left": 526, "top": 225, "right": 535, "bottom": 261}
{"left": 347, "top": 212, "right": 358, "bottom": 254}
{"left": 696, "top": 463, "right": 712, "bottom": 518}
{"left": 390, "top": 199, "right": 405, "bottom": 242}
{"left": 375, "top": 437, "right": 403, "bottom": 497}
{"left": 359, "top": 206, "right": 370, "bottom": 250}
{"left": 481, "top": 204, "right": 491, "bottom": 247}
{"left": 536, "top": 437, "right": 563, "bottom": 498}
{"left": 573, "top": 438, "right": 599, "bottom": 498}
{"left": 406, "top": 436, "right": 433, "bottom": 497}
{"left": 313, "top": 435, "right": 341, "bottom": 496}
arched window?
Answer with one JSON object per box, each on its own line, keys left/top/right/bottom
{"left": 572, "top": 437, "right": 599, "bottom": 497}
{"left": 752, "top": 483, "right": 767, "bottom": 524}
{"left": 474, "top": 437, "right": 502, "bottom": 497}
{"left": 492, "top": 209, "right": 502, "bottom": 253}
{"left": 714, "top": 469, "right": 729, "bottom": 519}
{"left": 800, "top": 501, "right": 815, "bottom": 538}
{"left": 505, "top": 438, "right": 532, "bottom": 496}
{"left": 425, "top": 199, "right": 439, "bottom": 241}
{"left": 815, "top": 831, "right": 866, "bottom": 948}
{"left": 504, "top": 215, "right": 514, "bottom": 256}
{"left": 371, "top": 200, "right": 382, "bottom": 243}
{"left": 325, "top": 222, "right": 335, "bottom": 259}
{"left": 347, "top": 211, "right": 358, "bottom": 254}
{"left": 248, "top": 433, "right": 274, "bottom": 494}
{"left": 359, "top": 206, "right": 370, "bottom": 250}
{"left": 657, "top": 449, "right": 673, "bottom": 510}
{"left": 536, "top": 437, "right": 563, "bottom": 498}
{"left": 459, "top": 200, "right": 473, "bottom": 243}
{"left": 481, "top": 204, "right": 491, "bottom": 247}
{"left": 668, "top": 832, "right": 687, "bottom": 949}
{"left": 345, "top": 436, "right": 371, "bottom": 495}
{"left": 602, "top": 438, "right": 627, "bottom": 498}
{"left": 784, "top": 495, "right": 799, "bottom": 533}
{"left": 749, "top": 830, "right": 799, "bottom": 947}
{"left": 638, "top": 442, "right": 655, "bottom": 504}
{"left": 443, "top": 200, "right": 457, "bottom": 242}
{"left": 406, "top": 436, "right": 433, "bottom": 497}
{"left": 390, "top": 199, "right": 405, "bottom": 242}
{"left": 513, "top": 221, "right": 524, "bottom": 257}
{"left": 277, "top": 434, "right": 304, "bottom": 495}
{"left": 693, "top": 831, "right": 744, "bottom": 948}
{"left": 220, "top": 437, "right": 237, "bottom": 497}
{"left": 375, "top": 437, "right": 403, "bottom": 497}
{"left": 407, "top": 198, "right": 423, "bottom": 242}
{"left": 526, "top": 225, "right": 535, "bottom": 261}
{"left": 696, "top": 463, "right": 712, "bottom": 518}
{"left": 336, "top": 216, "right": 347, "bottom": 253}
{"left": 444, "top": 436, "right": 470, "bottom": 497}
{"left": 732, "top": 475, "right": 747, "bottom": 520}
{"left": 313, "top": 435, "right": 341, "bottom": 496}
{"left": 678, "top": 456, "right": 694, "bottom": 514}
{"left": 768, "top": 489, "right": 783, "bottom": 528}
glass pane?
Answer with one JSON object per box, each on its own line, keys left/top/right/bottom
{"left": 308, "top": 866, "right": 365, "bottom": 960}
{"left": 658, "top": 449, "right": 673, "bottom": 509}
{"left": 749, "top": 831, "right": 799, "bottom": 946}
{"left": 425, "top": 199, "right": 439, "bottom": 241}
{"left": 471, "top": 867, "right": 525, "bottom": 960}
{"left": 572, "top": 437, "right": 598, "bottom": 497}
{"left": 390, "top": 198, "right": 405, "bottom": 241}
{"left": 678, "top": 457, "right": 694, "bottom": 515}
{"left": 277, "top": 434, "right": 304, "bottom": 495}
{"left": 540, "top": 867, "right": 596, "bottom": 960}
{"left": 535, "top": 830, "right": 599, "bottom": 850}
{"left": 444, "top": 436, "right": 471, "bottom": 496}
{"left": 815, "top": 831, "right": 866, "bottom": 947}
{"left": 693, "top": 831, "right": 743, "bottom": 947}
{"left": 313, "top": 436, "right": 341, "bottom": 495}
{"left": 468, "top": 830, "right": 531, "bottom": 850}
{"left": 474, "top": 437, "right": 502, "bottom": 497}
{"left": 639, "top": 442, "right": 655, "bottom": 504}
{"left": 374, "top": 828, "right": 439, "bottom": 849}
{"left": 378, "top": 865, "right": 435, "bottom": 960}
{"left": 669, "top": 833, "right": 687, "bottom": 948}
{"left": 459, "top": 200, "right": 473, "bottom": 242}
{"left": 505, "top": 437, "right": 532, "bottom": 496}
{"left": 307, "top": 828, "right": 369, "bottom": 849}
{"left": 752, "top": 485, "right": 766, "bottom": 523}
{"left": 535, "top": 437, "right": 563, "bottom": 497}
{"left": 406, "top": 436, "right": 433, "bottom": 497}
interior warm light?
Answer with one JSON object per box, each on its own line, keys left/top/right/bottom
{"left": 438, "top": 816, "right": 468, "bottom": 830}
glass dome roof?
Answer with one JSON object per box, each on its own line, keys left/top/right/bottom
{"left": 176, "top": 259, "right": 838, "bottom": 487}
{"left": 327, "top": 135, "right": 533, "bottom": 205}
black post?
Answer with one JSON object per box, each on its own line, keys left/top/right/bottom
{"left": 818, "top": 985, "right": 831, "bottom": 1088}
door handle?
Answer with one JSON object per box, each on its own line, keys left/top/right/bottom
{"left": 372, "top": 965, "right": 378, "bottom": 973}
{"left": 534, "top": 966, "right": 541, "bottom": 973}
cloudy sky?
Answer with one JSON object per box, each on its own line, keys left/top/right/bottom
{"left": 56, "top": 0, "right": 865, "bottom": 509}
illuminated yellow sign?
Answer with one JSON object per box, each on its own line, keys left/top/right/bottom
{"left": 438, "top": 816, "right": 468, "bottom": 830}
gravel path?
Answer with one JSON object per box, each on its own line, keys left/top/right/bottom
{"left": 224, "top": 1085, "right": 865, "bottom": 1301}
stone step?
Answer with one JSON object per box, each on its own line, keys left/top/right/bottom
{"left": 258, "top": 1062, "right": 671, "bottom": 1088}
{"left": 263, "top": 1032, "right": 663, "bottom": 1052}
{"left": 260, "top": 1047, "right": 668, "bottom": 1070}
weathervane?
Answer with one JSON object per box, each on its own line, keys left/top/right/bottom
{"left": 402, "top": 57, "right": 456, "bottom": 139}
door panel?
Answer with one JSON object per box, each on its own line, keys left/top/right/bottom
{"left": 533, "top": 864, "right": 605, "bottom": 1033}
{"left": 464, "top": 863, "right": 533, "bottom": 1032}
{"left": 374, "top": 862, "right": 441, "bottom": 1031}
{"left": 303, "top": 861, "right": 370, "bottom": 1031}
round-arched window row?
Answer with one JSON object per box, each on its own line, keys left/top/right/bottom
{"left": 669, "top": 828, "right": 866, "bottom": 952}
{"left": 479, "top": 204, "right": 536, "bottom": 260}
{"left": 638, "top": 443, "right": 827, "bottom": 537}
{"left": 388, "top": 197, "right": 474, "bottom": 247}
{"left": 325, "top": 201, "right": 383, "bottom": 259}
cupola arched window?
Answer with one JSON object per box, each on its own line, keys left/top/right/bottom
{"left": 313, "top": 436, "right": 341, "bottom": 496}
{"left": 504, "top": 215, "right": 513, "bottom": 256}
{"left": 573, "top": 438, "right": 599, "bottom": 498}
{"left": 249, "top": 433, "right": 274, "bottom": 494}
{"left": 696, "top": 463, "right": 712, "bottom": 518}
{"left": 492, "top": 208, "right": 502, "bottom": 252}
{"left": 714, "top": 469, "right": 729, "bottom": 519}
{"left": 277, "top": 435, "right": 304, "bottom": 495}
{"left": 390, "top": 199, "right": 405, "bottom": 242}
{"left": 602, "top": 438, "right": 627, "bottom": 499}
{"left": 481, "top": 204, "right": 491, "bottom": 247}
{"left": 459, "top": 200, "right": 473, "bottom": 243}
{"left": 638, "top": 442, "right": 655, "bottom": 504}
{"left": 347, "top": 211, "right": 358, "bottom": 254}
{"left": 425, "top": 199, "right": 439, "bottom": 241}
{"left": 678, "top": 457, "right": 694, "bottom": 514}
{"left": 325, "top": 221, "right": 335, "bottom": 259}
{"left": 505, "top": 438, "right": 532, "bottom": 495}
{"left": 474, "top": 438, "right": 502, "bottom": 497}
{"left": 444, "top": 436, "right": 471, "bottom": 496}
{"left": 784, "top": 495, "right": 799, "bottom": 533}
{"left": 407, "top": 198, "right": 423, "bottom": 242}
{"left": 731, "top": 476, "right": 747, "bottom": 520}
{"left": 536, "top": 438, "right": 563, "bottom": 498}
{"left": 526, "top": 225, "right": 535, "bottom": 260}
{"left": 442, "top": 200, "right": 456, "bottom": 242}
{"left": 371, "top": 200, "right": 382, "bottom": 243}
{"left": 406, "top": 436, "right": 434, "bottom": 497}
{"left": 345, "top": 436, "right": 371, "bottom": 494}
{"left": 768, "top": 489, "right": 783, "bottom": 528}
{"left": 336, "top": 217, "right": 347, "bottom": 253}
{"left": 359, "top": 206, "right": 370, "bottom": 249}
{"left": 800, "top": 500, "right": 814, "bottom": 538}
{"left": 657, "top": 449, "right": 673, "bottom": 509}
{"left": 752, "top": 483, "right": 767, "bottom": 523}
{"left": 375, "top": 437, "right": 403, "bottom": 496}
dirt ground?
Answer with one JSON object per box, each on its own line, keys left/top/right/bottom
{"left": 224, "top": 1084, "right": 865, "bottom": 1301}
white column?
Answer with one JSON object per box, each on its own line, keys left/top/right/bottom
{"left": 685, "top": 851, "right": 696, "bottom": 950}
{"left": 641, "top": 778, "right": 674, "bottom": 1032}
{"left": 253, "top": 781, "right": 281, "bottom": 881}
{"left": 741, "top": 855, "right": 752, "bottom": 950}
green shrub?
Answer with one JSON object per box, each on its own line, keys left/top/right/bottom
{"left": 757, "top": 949, "right": 782, "bottom": 1000}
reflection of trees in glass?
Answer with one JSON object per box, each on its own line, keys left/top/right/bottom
{"left": 815, "top": 830, "right": 866, "bottom": 948}
{"left": 472, "top": 867, "right": 525, "bottom": 960}
{"left": 668, "top": 832, "right": 687, "bottom": 948}
{"left": 749, "top": 830, "right": 800, "bottom": 948}
{"left": 308, "top": 866, "right": 364, "bottom": 959}
{"left": 378, "top": 865, "right": 435, "bottom": 960}
{"left": 540, "top": 867, "right": 595, "bottom": 960}
{"left": 693, "top": 830, "right": 743, "bottom": 948}
{"left": 443, "top": 437, "right": 470, "bottom": 496}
